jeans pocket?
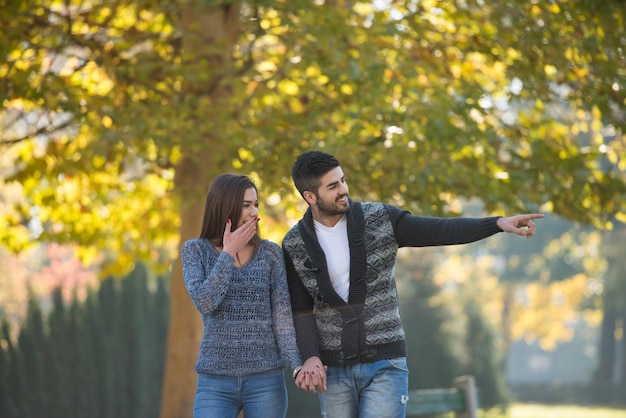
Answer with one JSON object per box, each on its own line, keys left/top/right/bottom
{"left": 386, "top": 357, "right": 408, "bottom": 372}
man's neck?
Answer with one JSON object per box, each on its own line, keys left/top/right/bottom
{"left": 311, "top": 209, "right": 344, "bottom": 227}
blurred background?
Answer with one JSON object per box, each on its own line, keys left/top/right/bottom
{"left": 1, "top": 0, "right": 625, "bottom": 417}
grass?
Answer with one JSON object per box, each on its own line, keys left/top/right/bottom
{"left": 480, "top": 403, "right": 626, "bottom": 418}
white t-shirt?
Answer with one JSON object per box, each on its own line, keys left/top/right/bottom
{"left": 314, "top": 215, "right": 350, "bottom": 302}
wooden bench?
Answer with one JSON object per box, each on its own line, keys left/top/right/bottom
{"left": 406, "top": 375, "right": 478, "bottom": 418}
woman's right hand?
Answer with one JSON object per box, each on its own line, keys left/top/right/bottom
{"left": 295, "top": 356, "right": 327, "bottom": 393}
{"left": 222, "top": 217, "right": 259, "bottom": 256}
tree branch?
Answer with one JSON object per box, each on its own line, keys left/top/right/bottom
{"left": 0, "top": 116, "right": 75, "bottom": 147}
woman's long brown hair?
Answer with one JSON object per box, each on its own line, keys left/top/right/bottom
{"left": 198, "top": 173, "right": 260, "bottom": 247}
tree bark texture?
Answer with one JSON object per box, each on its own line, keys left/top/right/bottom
{"left": 159, "top": 4, "right": 241, "bottom": 418}
{"left": 592, "top": 294, "right": 617, "bottom": 388}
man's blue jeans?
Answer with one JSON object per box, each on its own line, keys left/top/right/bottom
{"left": 193, "top": 369, "right": 288, "bottom": 418}
{"left": 322, "top": 357, "right": 409, "bottom": 418}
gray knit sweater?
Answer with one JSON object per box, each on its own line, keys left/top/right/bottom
{"left": 283, "top": 200, "right": 502, "bottom": 367}
{"left": 181, "top": 238, "right": 301, "bottom": 376}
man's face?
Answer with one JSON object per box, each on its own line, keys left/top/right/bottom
{"left": 312, "top": 166, "right": 350, "bottom": 216}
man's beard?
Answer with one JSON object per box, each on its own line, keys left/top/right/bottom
{"left": 316, "top": 194, "right": 350, "bottom": 216}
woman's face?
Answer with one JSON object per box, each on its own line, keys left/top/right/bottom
{"left": 237, "top": 187, "right": 259, "bottom": 227}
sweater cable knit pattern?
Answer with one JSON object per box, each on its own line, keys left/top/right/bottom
{"left": 181, "top": 238, "right": 301, "bottom": 376}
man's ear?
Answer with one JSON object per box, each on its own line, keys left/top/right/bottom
{"left": 303, "top": 190, "right": 316, "bottom": 205}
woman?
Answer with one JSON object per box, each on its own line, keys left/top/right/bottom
{"left": 181, "top": 173, "right": 302, "bottom": 418}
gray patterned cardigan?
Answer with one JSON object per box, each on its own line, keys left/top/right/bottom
{"left": 282, "top": 200, "right": 502, "bottom": 367}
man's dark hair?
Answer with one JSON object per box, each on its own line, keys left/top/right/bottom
{"left": 292, "top": 151, "right": 341, "bottom": 197}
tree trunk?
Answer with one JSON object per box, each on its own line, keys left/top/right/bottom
{"left": 591, "top": 292, "right": 617, "bottom": 401}
{"left": 159, "top": 4, "right": 241, "bottom": 418}
{"left": 618, "top": 306, "right": 626, "bottom": 393}
{"left": 158, "top": 183, "right": 204, "bottom": 418}
{"left": 499, "top": 282, "right": 514, "bottom": 373}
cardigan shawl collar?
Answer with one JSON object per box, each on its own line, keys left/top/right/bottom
{"left": 297, "top": 199, "right": 367, "bottom": 306}
{"left": 297, "top": 199, "right": 370, "bottom": 362}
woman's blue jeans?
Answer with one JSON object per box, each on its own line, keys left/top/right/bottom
{"left": 322, "top": 357, "right": 409, "bottom": 418}
{"left": 193, "top": 369, "right": 288, "bottom": 418}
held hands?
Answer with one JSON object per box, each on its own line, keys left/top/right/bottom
{"left": 496, "top": 213, "right": 544, "bottom": 238}
{"left": 295, "top": 356, "right": 327, "bottom": 394}
{"left": 222, "top": 217, "right": 259, "bottom": 256}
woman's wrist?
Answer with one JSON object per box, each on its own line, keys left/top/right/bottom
{"left": 292, "top": 365, "right": 303, "bottom": 380}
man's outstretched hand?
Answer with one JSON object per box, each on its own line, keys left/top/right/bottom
{"left": 496, "top": 214, "right": 544, "bottom": 238}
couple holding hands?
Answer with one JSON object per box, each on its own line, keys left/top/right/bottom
{"left": 181, "top": 150, "right": 543, "bottom": 418}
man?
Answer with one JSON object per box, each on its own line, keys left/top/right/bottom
{"left": 282, "top": 151, "right": 543, "bottom": 417}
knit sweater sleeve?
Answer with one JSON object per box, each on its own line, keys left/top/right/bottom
{"left": 383, "top": 204, "right": 503, "bottom": 248}
{"left": 181, "top": 239, "right": 235, "bottom": 315}
{"left": 268, "top": 242, "right": 302, "bottom": 371}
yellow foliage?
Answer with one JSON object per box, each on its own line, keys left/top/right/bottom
{"left": 506, "top": 48, "right": 521, "bottom": 61}
{"left": 278, "top": 79, "right": 299, "bottom": 96}
{"left": 146, "top": 140, "right": 158, "bottom": 161}
{"left": 450, "top": 63, "right": 462, "bottom": 79}
{"left": 543, "top": 64, "right": 557, "bottom": 77}
{"left": 238, "top": 147, "right": 255, "bottom": 163}
{"left": 535, "top": 98, "right": 545, "bottom": 111}
{"left": 257, "top": 60, "right": 277, "bottom": 73}
{"left": 68, "top": 61, "right": 114, "bottom": 96}
{"left": 92, "top": 155, "right": 106, "bottom": 169}
{"left": 261, "top": 94, "right": 277, "bottom": 106}
{"left": 348, "top": 48, "right": 360, "bottom": 59}
{"left": 98, "top": 6, "right": 112, "bottom": 20}
{"left": 582, "top": 309, "right": 603, "bottom": 327}
{"left": 353, "top": 2, "right": 373, "bottom": 15}
{"left": 102, "top": 115, "right": 113, "bottom": 128}
{"left": 539, "top": 201, "right": 554, "bottom": 212}
{"left": 3, "top": 225, "right": 31, "bottom": 252}
{"left": 548, "top": 3, "right": 561, "bottom": 14}
{"left": 289, "top": 97, "right": 305, "bottom": 114}
{"left": 100, "top": 253, "right": 136, "bottom": 278}
{"left": 111, "top": 4, "right": 138, "bottom": 28}
{"left": 510, "top": 274, "right": 594, "bottom": 350}
{"left": 574, "top": 66, "right": 589, "bottom": 78}
{"left": 71, "top": 20, "right": 91, "bottom": 35}
{"left": 169, "top": 146, "right": 182, "bottom": 165}
{"left": 260, "top": 18, "right": 272, "bottom": 30}
{"left": 57, "top": 56, "right": 79, "bottom": 77}
{"left": 0, "top": 0, "right": 624, "bottom": 356}
{"left": 305, "top": 65, "right": 320, "bottom": 77}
